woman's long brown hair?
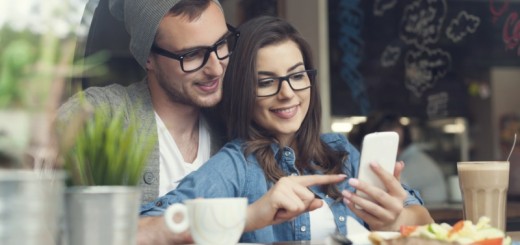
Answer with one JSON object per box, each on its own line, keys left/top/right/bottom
{"left": 220, "top": 16, "right": 348, "bottom": 199}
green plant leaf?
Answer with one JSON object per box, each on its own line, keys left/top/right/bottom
{"left": 62, "top": 100, "right": 156, "bottom": 186}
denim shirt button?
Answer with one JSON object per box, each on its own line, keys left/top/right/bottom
{"left": 300, "top": 225, "right": 306, "bottom": 232}
{"left": 339, "top": 216, "right": 345, "bottom": 222}
{"left": 155, "top": 201, "right": 163, "bottom": 207}
{"left": 143, "top": 172, "right": 156, "bottom": 184}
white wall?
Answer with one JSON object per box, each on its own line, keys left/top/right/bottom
{"left": 283, "top": 0, "right": 331, "bottom": 133}
{"left": 491, "top": 67, "right": 520, "bottom": 159}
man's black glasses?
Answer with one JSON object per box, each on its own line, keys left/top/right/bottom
{"left": 151, "top": 24, "right": 240, "bottom": 73}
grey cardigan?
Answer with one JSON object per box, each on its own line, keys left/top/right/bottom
{"left": 58, "top": 80, "right": 224, "bottom": 204}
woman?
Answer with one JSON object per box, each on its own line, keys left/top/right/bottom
{"left": 140, "top": 16, "right": 433, "bottom": 243}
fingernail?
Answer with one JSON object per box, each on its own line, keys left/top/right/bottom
{"left": 370, "top": 162, "right": 379, "bottom": 168}
{"left": 342, "top": 190, "right": 352, "bottom": 198}
{"left": 348, "top": 178, "right": 359, "bottom": 186}
{"left": 343, "top": 198, "right": 350, "bottom": 204}
{"left": 338, "top": 174, "right": 347, "bottom": 178}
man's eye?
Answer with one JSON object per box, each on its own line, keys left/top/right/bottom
{"left": 258, "top": 79, "right": 275, "bottom": 88}
{"left": 216, "top": 38, "right": 228, "bottom": 47}
{"left": 183, "top": 49, "right": 206, "bottom": 60}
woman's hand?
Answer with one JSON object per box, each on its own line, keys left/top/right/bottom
{"left": 137, "top": 216, "right": 193, "bottom": 245}
{"left": 245, "top": 174, "right": 347, "bottom": 232}
{"left": 342, "top": 161, "right": 410, "bottom": 231}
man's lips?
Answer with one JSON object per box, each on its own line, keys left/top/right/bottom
{"left": 195, "top": 79, "right": 219, "bottom": 92}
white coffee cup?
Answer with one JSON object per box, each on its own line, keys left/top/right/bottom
{"left": 164, "top": 198, "right": 247, "bottom": 245}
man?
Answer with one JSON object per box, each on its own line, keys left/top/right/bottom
{"left": 58, "top": 0, "right": 234, "bottom": 203}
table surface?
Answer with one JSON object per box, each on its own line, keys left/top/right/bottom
{"left": 254, "top": 233, "right": 520, "bottom": 244}
{"left": 253, "top": 236, "right": 520, "bottom": 244}
{"left": 426, "top": 201, "right": 520, "bottom": 230}
{"left": 233, "top": 203, "right": 520, "bottom": 245}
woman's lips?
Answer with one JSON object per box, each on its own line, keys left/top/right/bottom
{"left": 270, "top": 105, "right": 299, "bottom": 119}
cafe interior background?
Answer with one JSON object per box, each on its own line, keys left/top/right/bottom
{"left": 3, "top": 0, "right": 520, "bottom": 206}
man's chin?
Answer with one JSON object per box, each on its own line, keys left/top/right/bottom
{"left": 194, "top": 98, "right": 221, "bottom": 108}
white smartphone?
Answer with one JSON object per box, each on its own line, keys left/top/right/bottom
{"left": 355, "top": 131, "right": 399, "bottom": 204}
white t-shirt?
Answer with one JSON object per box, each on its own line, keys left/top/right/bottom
{"left": 309, "top": 202, "right": 336, "bottom": 240}
{"left": 155, "top": 113, "right": 211, "bottom": 196}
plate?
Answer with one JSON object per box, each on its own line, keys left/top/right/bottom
{"left": 347, "top": 231, "right": 400, "bottom": 245}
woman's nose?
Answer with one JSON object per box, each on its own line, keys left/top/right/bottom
{"left": 277, "top": 80, "right": 295, "bottom": 98}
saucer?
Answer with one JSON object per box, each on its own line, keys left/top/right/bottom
{"left": 347, "top": 231, "right": 400, "bottom": 245}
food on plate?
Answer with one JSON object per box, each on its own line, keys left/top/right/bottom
{"left": 368, "top": 217, "right": 511, "bottom": 245}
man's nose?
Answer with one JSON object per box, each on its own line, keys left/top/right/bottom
{"left": 202, "top": 51, "right": 224, "bottom": 76}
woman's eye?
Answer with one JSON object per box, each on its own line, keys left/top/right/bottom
{"left": 290, "top": 73, "right": 306, "bottom": 80}
{"left": 258, "top": 79, "right": 275, "bottom": 88}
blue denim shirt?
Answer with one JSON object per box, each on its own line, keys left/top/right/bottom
{"left": 140, "top": 133, "right": 423, "bottom": 243}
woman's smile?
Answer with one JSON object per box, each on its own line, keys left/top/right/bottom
{"left": 270, "top": 104, "right": 300, "bottom": 119}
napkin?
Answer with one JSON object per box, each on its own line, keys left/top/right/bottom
{"left": 346, "top": 217, "right": 400, "bottom": 245}
{"left": 346, "top": 216, "right": 369, "bottom": 235}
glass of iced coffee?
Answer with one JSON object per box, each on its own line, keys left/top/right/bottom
{"left": 457, "top": 161, "right": 510, "bottom": 231}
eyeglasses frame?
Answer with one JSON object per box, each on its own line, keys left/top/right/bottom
{"left": 256, "top": 69, "right": 317, "bottom": 97}
{"left": 151, "top": 24, "right": 240, "bottom": 73}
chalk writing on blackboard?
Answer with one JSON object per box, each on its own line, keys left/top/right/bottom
{"left": 404, "top": 48, "right": 452, "bottom": 97}
{"left": 446, "top": 11, "right": 481, "bottom": 43}
{"left": 373, "top": 0, "right": 397, "bottom": 17}
{"left": 427, "top": 92, "right": 449, "bottom": 118}
{"left": 400, "top": 0, "right": 448, "bottom": 49}
{"left": 338, "top": 1, "right": 371, "bottom": 114}
{"left": 380, "top": 45, "right": 401, "bottom": 68}
{"left": 490, "top": 0, "right": 510, "bottom": 23}
{"left": 492, "top": 0, "right": 520, "bottom": 55}
{"left": 374, "top": 0, "right": 484, "bottom": 98}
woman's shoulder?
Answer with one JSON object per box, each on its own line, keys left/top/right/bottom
{"left": 213, "top": 139, "right": 249, "bottom": 159}
{"left": 320, "top": 133, "right": 349, "bottom": 146}
{"left": 321, "top": 133, "right": 359, "bottom": 155}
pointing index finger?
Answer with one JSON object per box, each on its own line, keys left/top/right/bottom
{"left": 292, "top": 174, "right": 347, "bottom": 187}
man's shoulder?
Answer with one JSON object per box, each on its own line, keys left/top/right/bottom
{"left": 82, "top": 81, "right": 148, "bottom": 102}
{"left": 57, "top": 80, "right": 151, "bottom": 121}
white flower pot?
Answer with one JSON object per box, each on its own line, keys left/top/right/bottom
{"left": 0, "top": 170, "right": 65, "bottom": 245}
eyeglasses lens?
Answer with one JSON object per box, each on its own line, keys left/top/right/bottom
{"left": 257, "top": 70, "right": 315, "bottom": 97}
{"left": 182, "top": 32, "right": 237, "bottom": 72}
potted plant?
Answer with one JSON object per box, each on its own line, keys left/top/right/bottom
{"left": 59, "top": 101, "right": 155, "bottom": 245}
{"left": 0, "top": 35, "right": 74, "bottom": 168}
{"left": 0, "top": 2, "right": 86, "bottom": 244}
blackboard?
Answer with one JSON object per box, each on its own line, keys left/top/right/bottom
{"left": 329, "top": 0, "right": 520, "bottom": 119}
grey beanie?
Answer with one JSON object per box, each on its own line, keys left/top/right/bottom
{"left": 108, "top": 0, "right": 222, "bottom": 69}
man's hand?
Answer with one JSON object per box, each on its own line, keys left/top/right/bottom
{"left": 245, "top": 174, "right": 347, "bottom": 231}
{"left": 137, "top": 216, "right": 193, "bottom": 245}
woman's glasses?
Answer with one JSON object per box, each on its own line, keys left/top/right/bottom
{"left": 257, "top": 69, "right": 317, "bottom": 97}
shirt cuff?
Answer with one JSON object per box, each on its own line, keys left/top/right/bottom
{"left": 402, "top": 183, "right": 424, "bottom": 206}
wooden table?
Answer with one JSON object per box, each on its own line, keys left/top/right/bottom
{"left": 426, "top": 201, "right": 520, "bottom": 231}
{"left": 508, "top": 231, "right": 520, "bottom": 241}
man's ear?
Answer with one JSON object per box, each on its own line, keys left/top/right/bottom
{"left": 145, "top": 56, "right": 153, "bottom": 71}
